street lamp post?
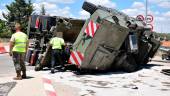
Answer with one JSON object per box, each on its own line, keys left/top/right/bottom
{"left": 145, "top": 0, "right": 148, "bottom": 25}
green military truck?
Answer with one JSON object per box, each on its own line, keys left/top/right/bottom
{"left": 68, "top": 1, "right": 160, "bottom": 72}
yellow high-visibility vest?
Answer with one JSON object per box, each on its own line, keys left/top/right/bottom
{"left": 12, "top": 32, "right": 28, "bottom": 52}
{"left": 50, "top": 37, "right": 64, "bottom": 49}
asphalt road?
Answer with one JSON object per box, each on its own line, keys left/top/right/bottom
{"left": 1, "top": 53, "right": 170, "bottom": 96}
{"left": 0, "top": 53, "right": 34, "bottom": 77}
{"left": 0, "top": 54, "right": 15, "bottom": 77}
{"left": 0, "top": 53, "right": 42, "bottom": 96}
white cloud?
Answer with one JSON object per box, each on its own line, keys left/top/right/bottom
{"left": 149, "top": 0, "right": 170, "bottom": 9}
{"left": 148, "top": 0, "right": 168, "bottom": 3}
{"left": 158, "top": 1, "right": 170, "bottom": 8}
{"left": 33, "top": 2, "right": 57, "bottom": 12}
{"left": 0, "top": 4, "right": 8, "bottom": 20}
{"left": 35, "top": 0, "right": 76, "bottom": 4}
{"left": 0, "top": 11, "right": 3, "bottom": 20}
{"left": 122, "top": 2, "right": 145, "bottom": 17}
{"left": 154, "top": 18, "right": 170, "bottom": 33}
{"left": 155, "top": 11, "right": 160, "bottom": 15}
{"left": 155, "top": 16, "right": 166, "bottom": 21}
{"left": 122, "top": 8, "right": 144, "bottom": 17}
{"left": 151, "top": 11, "right": 170, "bottom": 33}
{"left": 79, "top": 10, "right": 90, "bottom": 19}
{"left": 148, "top": 0, "right": 161, "bottom": 3}
{"left": 86, "top": 0, "right": 116, "bottom": 8}
{"left": 163, "top": 11, "right": 170, "bottom": 17}
{"left": 132, "top": 2, "right": 145, "bottom": 9}
{"left": 49, "top": 6, "right": 74, "bottom": 17}
{"left": 0, "top": 9, "right": 7, "bottom": 20}
{"left": 33, "top": 1, "right": 76, "bottom": 17}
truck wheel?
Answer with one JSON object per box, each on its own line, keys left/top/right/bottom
{"left": 35, "top": 64, "right": 43, "bottom": 71}
{"left": 82, "top": 1, "right": 97, "bottom": 14}
{"left": 162, "top": 54, "right": 165, "bottom": 60}
{"left": 162, "top": 56, "right": 164, "bottom": 60}
{"left": 123, "top": 63, "right": 137, "bottom": 72}
{"left": 35, "top": 66, "right": 40, "bottom": 71}
{"left": 143, "top": 58, "right": 149, "bottom": 65}
{"left": 34, "top": 60, "right": 43, "bottom": 71}
{"left": 123, "top": 55, "right": 138, "bottom": 72}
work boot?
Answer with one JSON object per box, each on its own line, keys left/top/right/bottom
{"left": 13, "top": 71, "right": 22, "bottom": 80}
{"left": 51, "top": 68, "right": 55, "bottom": 74}
{"left": 22, "top": 71, "right": 27, "bottom": 79}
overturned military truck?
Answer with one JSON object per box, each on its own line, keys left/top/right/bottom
{"left": 68, "top": 1, "right": 160, "bottom": 72}
{"left": 26, "top": 15, "right": 85, "bottom": 70}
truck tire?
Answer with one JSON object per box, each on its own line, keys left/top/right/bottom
{"left": 35, "top": 58, "right": 43, "bottom": 71}
{"left": 113, "top": 53, "right": 137, "bottom": 72}
{"left": 123, "top": 60, "right": 137, "bottom": 72}
{"left": 162, "top": 54, "right": 169, "bottom": 60}
{"left": 35, "top": 63, "right": 43, "bottom": 71}
{"left": 82, "top": 1, "right": 97, "bottom": 14}
{"left": 122, "top": 55, "right": 138, "bottom": 72}
{"left": 142, "top": 58, "right": 150, "bottom": 65}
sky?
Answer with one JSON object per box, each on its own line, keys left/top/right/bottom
{"left": 0, "top": 0, "right": 170, "bottom": 33}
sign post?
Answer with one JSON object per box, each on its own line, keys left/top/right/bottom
{"left": 136, "top": 15, "right": 145, "bottom": 21}
{"left": 147, "top": 24, "right": 153, "bottom": 31}
{"left": 146, "top": 15, "right": 154, "bottom": 23}
{"left": 136, "top": 14, "right": 154, "bottom": 31}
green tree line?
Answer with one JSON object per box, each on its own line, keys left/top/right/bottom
{"left": 156, "top": 33, "right": 170, "bottom": 40}
{"left": 0, "top": 0, "right": 33, "bottom": 38}
{"left": 0, "top": 19, "right": 12, "bottom": 38}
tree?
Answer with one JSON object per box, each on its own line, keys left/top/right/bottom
{"left": 2, "top": 0, "right": 34, "bottom": 33}
{"left": 156, "top": 33, "right": 170, "bottom": 40}
{"left": 40, "top": 4, "right": 46, "bottom": 15}
{"left": 0, "top": 19, "right": 12, "bottom": 38}
{"left": 0, "top": 19, "right": 6, "bottom": 33}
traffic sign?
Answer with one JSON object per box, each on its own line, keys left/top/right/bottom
{"left": 147, "top": 24, "right": 153, "bottom": 31}
{"left": 146, "top": 15, "right": 154, "bottom": 23}
{"left": 136, "top": 15, "right": 145, "bottom": 21}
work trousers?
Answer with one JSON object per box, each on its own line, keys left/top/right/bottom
{"left": 51, "top": 49, "right": 63, "bottom": 68}
{"left": 12, "top": 52, "right": 26, "bottom": 72}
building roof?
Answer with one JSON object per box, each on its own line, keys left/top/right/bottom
{"left": 161, "top": 41, "right": 170, "bottom": 47}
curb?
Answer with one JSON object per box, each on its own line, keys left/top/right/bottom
{"left": 42, "top": 75, "right": 57, "bottom": 96}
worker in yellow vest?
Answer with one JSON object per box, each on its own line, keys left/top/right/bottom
{"left": 9, "top": 23, "right": 29, "bottom": 80}
{"left": 49, "top": 33, "right": 65, "bottom": 73}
